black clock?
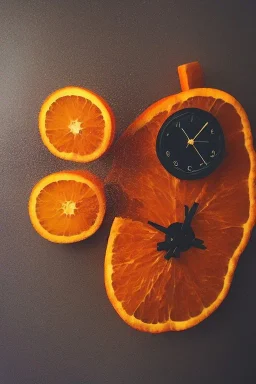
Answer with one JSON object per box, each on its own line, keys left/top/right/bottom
{"left": 156, "top": 108, "right": 225, "bottom": 180}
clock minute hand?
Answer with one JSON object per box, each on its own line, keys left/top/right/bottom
{"left": 193, "top": 122, "right": 209, "bottom": 140}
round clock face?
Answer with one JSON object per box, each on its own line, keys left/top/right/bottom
{"left": 156, "top": 108, "right": 226, "bottom": 180}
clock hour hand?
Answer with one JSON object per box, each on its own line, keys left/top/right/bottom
{"left": 182, "top": 202, "right": 199, "bottom": 232}
{"left": 192, "top": 238, "right": 207, "bottom": 250}
{"left": 180, "top": 128, "right": 192, "bottom": 148}
{"left": 157, "top": 241, "right": 171, "bottom": 251}
{"left": 181, "top": 128, "right": 190, "bottom": 140}
{"left": 148, "top": 221, "right": 169, "bottom": 235}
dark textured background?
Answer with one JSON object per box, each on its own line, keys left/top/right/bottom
{"left": 1, "top": 1, "right": 256, "bottom": 383}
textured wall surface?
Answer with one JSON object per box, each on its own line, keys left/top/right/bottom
{"left": 1, "top": 1, "right": 256, "bottom": 383}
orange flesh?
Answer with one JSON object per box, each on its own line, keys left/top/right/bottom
{"left": 110, "top": 218, "right": 242, "bottom": 322}
{"left": 45, "top": 95, "right": 105, "bottom": 155}
{"left": 36, "top": 179, "right": 99, "bottom": 236}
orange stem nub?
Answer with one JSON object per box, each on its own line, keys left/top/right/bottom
{"left": 178, "top": 62, "right": 204, "bottom": 91}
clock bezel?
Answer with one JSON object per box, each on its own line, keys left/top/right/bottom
{"left": 156, "top": 108, "right": 226, "bottom": 180}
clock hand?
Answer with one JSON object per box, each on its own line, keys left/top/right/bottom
{"left": 192, "top": 238, "right": 207, "bottom": 250}
{"left": 181, "top": 128, "right": 190, "bottom": 140}
{"left": 193, "top": 122, "right": 209, "bottom": 140}
{"left": 148, "top": 221, "right": 170, "bottom": 235}
{"left": 192, "top": 144, "right": 208, "bottom": 165}
{"left": 182, "top": 202, "right": 199, "bottom": 232}
{"left": 194, "top": 140, "right": 209, "bottom": 143}
{"left": 180, "top": 128, "right": 192, "bottom": 148}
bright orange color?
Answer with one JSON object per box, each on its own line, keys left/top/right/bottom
{"left": 104, "top": 62, "right": 256, "bottom": 332}
{"left": 29, "top": 170, "right": 106, "bottom": 243}
{"left": 178, "top": 61, "right": 204, "bottom": 91}
{"left": 39, "top": 86, "right": 115, "bottom": 162}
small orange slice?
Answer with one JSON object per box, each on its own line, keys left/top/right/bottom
{"left": 29, "top": 170, "right": 106, "bottom": 243}
{"left": 39, "top": 87, "right": 115, "bottom": 162}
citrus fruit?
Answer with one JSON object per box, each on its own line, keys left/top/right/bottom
{"left": 39, "top": 86, "right": 115, "bottom": 162}
{"left": 104, "top": 62, "right": 256, "bottom": 332}
{"left": 29, "top": 170, "right": 106, "bottom": 243}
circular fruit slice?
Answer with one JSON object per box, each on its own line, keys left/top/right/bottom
{"left": 29, "top": 170, "right": 106, "bottom": 243}
{"left": 105, "top": 63, "right": 256, "bottom": 332}
{"left": 39, "top": 87, "right": 115, "bottom": 162}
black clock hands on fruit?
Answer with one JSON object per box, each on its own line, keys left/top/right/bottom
{"left": 148, "top": 202, "right": 206, "bottom": 260}
{"left": 156, "top": 108, "right": 225, "bottom": 180}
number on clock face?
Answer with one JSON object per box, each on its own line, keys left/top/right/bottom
{"left": 156, "top": 108, "right": 226, "bottom": 180}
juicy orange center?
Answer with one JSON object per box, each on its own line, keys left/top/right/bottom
{"left": 62, "top": 200, "right": 77, "bottom": 215}
{"left": 36, "top": 179, "right": 99, "bottom": 236}
{"left": 68, "top": 119, "right": 82, "bottom": 135}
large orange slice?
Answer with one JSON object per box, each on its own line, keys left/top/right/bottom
{"left": 105, "top": 62, "right": 256, "bottom": 332}
{"left": 29, "top": 170, "right": 106, "bottom": 243}
{"left": 39, "top": 87, "right": 115, "bottom": 162}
